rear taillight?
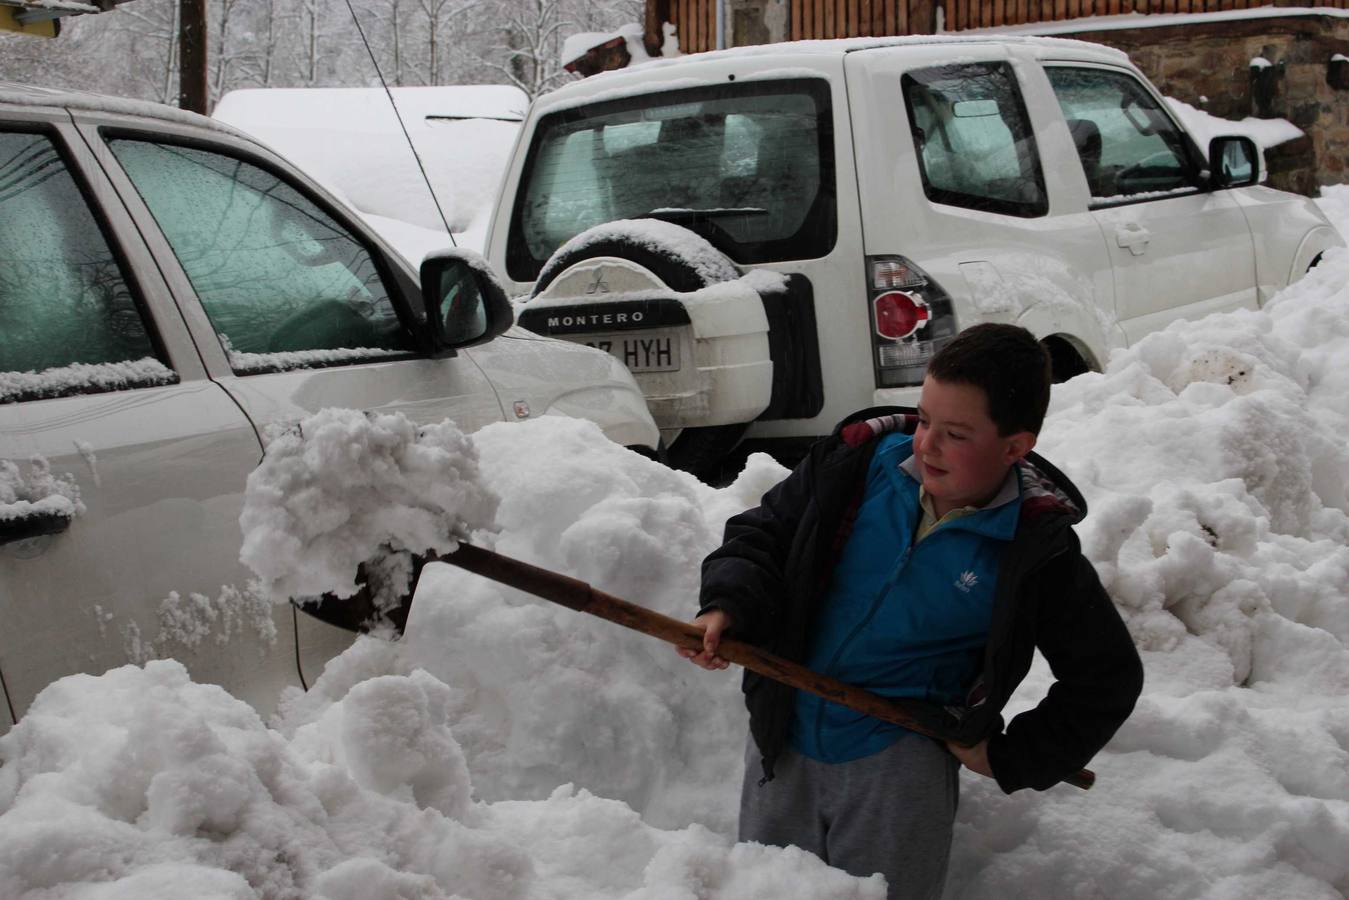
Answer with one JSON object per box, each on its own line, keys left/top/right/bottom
{"left": 867, "top": 255, "right": 957, "bottom": 388}
{"left": 873, "top": 291, "right": 929, "bottom": 339}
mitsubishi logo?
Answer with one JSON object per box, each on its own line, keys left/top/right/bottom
{"left": 585, "top": 268, "right": 610, "bottom": 294}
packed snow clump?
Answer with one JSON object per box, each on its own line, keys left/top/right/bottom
{"left": 0, "top": 357, "right": 175, "bottom": 404}
{"left": 532, "top": 218, "right": 742, "bottom": 294}
{"left": 239, "top": 408, "right": 499, "bottom": 610}
{"left": 0, "top": 455, "right": 84, "bottom": 525}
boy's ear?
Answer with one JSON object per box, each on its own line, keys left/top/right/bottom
{"left": 1004, "top": 431, "right": 1037, "bottom": 462}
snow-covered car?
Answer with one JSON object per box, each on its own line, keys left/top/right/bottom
{"left": 211, "top": 84, "right": 528, "bottom": 259}
{"left": 0, "top": 83, "right": 659, "bottom": 732}
{"left": 484, "top": 35, "right": 1344, "bottom": 474}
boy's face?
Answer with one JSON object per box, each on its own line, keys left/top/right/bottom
{"left": 913, "top": 375, "right": 1036, "bottom": 517}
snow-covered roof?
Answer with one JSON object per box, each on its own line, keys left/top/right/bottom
{"left": 1, "top": 0, "right": 138, "bottom": 22}
{"left": 0, "top": 80, "right": 251, "bottom": 138}
{"left": 215, "top": 85, "right": 528, "bottom": 130}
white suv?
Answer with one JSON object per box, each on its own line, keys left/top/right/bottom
{"left": 485, "top": 36, "right": 1343, "bottom": 473}
{"left": 0, "top": 83, "right": 658, "bottom": 731}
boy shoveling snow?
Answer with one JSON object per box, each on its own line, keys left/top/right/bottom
{"left": 681, "top": 324, "right": 1144, "bottom": 899}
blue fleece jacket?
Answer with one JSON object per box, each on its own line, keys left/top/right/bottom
{"left": 789, "top": 431, "right": 1022, "bottom": 763}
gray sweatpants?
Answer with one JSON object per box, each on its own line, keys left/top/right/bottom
{"left": 738, "top": 734, "right": 959, "bottom": 900}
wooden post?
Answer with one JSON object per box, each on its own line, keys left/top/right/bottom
{"left": 178, "top": 0, "right": 208, "bottom": 114}
{"left": 909, "top": 0, "right": 936, "bottom": 32}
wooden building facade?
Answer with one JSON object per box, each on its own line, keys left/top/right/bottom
{"left": 646, "top": 0, "right": 1349, "bottom": 55}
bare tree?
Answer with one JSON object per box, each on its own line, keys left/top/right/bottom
{"left": 1, "top": 0, "right": 645, "bottom": 105}
{"left": 210, "top": 0, "right": 249, "bottom": 102}
{"left": 475, "top": 0, "right": 572, "bottom": 98}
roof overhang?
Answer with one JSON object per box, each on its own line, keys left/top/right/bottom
{"left": 1, "top": 0, "right": 137, "bottom": 38}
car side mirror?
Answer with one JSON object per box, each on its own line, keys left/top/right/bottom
{"left": 1209, "top": 135, "right": 1259, "bottom": 189}
{"left": 419, "top": 250, "right": 515, "bottom": 352}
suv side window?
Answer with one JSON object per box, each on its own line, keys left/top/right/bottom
{"left": 902, "top": 62, "right": 1048, "bottom": 218}
{"left": 108, "top": 139, "right": 411, "bottom": 372}
{"left": 0, "top": 131, "right": 169, "bottom": 402}
{"left": 1046, "top": 66, "right": 1200, "bottom": 204}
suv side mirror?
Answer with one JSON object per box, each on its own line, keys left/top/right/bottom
{"left": 1209, "top": 136, "right": 1260, "bottom": 189}
{"left": 419, "top": 250, "right": 515, "bottom": 352}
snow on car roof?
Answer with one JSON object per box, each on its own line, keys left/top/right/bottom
{"left": 214, "top": 84, "right": 529, "bottom": 132}
{"left": 535, "top": 33, "right": 1128, "bottom": 109}
{"left": 0, "top": 80, "right": 252, "bottom": 139}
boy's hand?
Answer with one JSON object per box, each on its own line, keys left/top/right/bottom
{"left": 946, "top": 738, "right": 994, "bottom": 778}
{"left": 677, "top": 610, "right": 733, "bottom": 671}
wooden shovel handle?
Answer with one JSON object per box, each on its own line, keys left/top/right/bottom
{"left": 442, "top": 543, "right": 1095, "bottom": 791}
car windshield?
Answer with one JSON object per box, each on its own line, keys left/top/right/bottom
{"left": 506, "top": 79, "right": 836, "bottom": 281}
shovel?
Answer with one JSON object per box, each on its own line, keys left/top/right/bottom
{"left": 300, "top": 542, "right": 1095, "bottom": 791}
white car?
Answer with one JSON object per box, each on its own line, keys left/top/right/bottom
{"left": 484, "top": 35, "right": 1344, "bottom": 474}
{"left": 0, "top": 83, "right": 659, "bottom": 731}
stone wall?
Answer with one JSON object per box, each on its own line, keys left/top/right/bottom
{"left": 1056, "top": 15, "right": 1349, "bottom": 196}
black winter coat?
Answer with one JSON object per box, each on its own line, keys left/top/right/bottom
{"left": 700, "top": 407, "right": 1144, "bottom": 793}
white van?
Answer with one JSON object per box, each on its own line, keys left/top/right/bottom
{"left": 484, "top": 35, "right": 1343, "bottom": 474}
{"left": 0, "top": 83, "right": 658, "bottom": 730}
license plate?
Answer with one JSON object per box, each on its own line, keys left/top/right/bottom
{"left": 574, "top": 329, "right": 681, "bottom": 373}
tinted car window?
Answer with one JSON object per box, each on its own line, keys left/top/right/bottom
{"left": 0, "top": 131, "right": 161, "bottom": 390}
{"left": 508, "top": 79, "right": 836, "bottom": 280}
{"left": 903, "top": 62, "right": 1048, "bottom": 218}
{"left": 109, "top": 139, "right": 410, "bottom": 371}
{"left": 1046, "top": 66, "right": 1200, "bottom": 203}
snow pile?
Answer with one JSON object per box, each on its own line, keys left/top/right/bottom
{"left": 1165, "top": 96, "right": 1303, "bottom": 152}
{"left": 561, "top": 22, "right": 680, "bottom": 68}
{"left": 239, "top": 408, "right": 498, "bottom": 611}
{"left": 0, "top": 455, "right": 84, "bottom": 525}
{"left": 0, "top": 659, "right": 881, "bottom": 899}
{"left": 275, "top": 422, "right": 788, "bottom": 833}
{"left": 6, "top": 193, "right": 1349, "bottom": 897}
{"left": 1039, "top": 253, "right": 1349, "bottom": 684}
{"left": 941, "top": 246, "right": 1349, "bottom": 897}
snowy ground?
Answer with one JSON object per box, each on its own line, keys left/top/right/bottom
{"left": 3, "top": 191, "right": 1349, "bottom": 897}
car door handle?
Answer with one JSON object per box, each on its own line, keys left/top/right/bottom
{"left": 1115, "top": 224, "right": 1151, "bottom": 256}
{"left": 0, "top": 510, "right": 72, "bottom": 546}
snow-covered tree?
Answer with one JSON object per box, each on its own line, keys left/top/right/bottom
{"left": 0, "top": 0, "right": 642, "bottom": 105}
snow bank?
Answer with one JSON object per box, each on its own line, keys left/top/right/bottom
{"left": 6, "top": 192, "right": 1349, "bottom": 897}
{"left": 0, "top": 659, "right": 880, "bottom": 899}
{"left": 941, "top": 250, "right": 1349, "bottom": 897}
{"left": 274, "top": 421, "right": 788, "bottom": 833}
{"left": 239, "top": 408, "right": 498, "bottom": 611}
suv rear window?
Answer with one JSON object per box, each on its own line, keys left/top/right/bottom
{"left": 902, "top": 61, "right": 1048, "bottom": 218}
{"left": 507, "top": 78, "right": 836, "bottom": 281}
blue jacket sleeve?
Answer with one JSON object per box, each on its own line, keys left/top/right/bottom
{"left": 986, "top": 548, "right": 1144, "bottom": 793}
{"left": 698, "top": 455, "right": 817, "bottom": 648}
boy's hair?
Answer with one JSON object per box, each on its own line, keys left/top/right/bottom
{"left": 927, "top": 324, "right": 1052, "bottom": 436}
